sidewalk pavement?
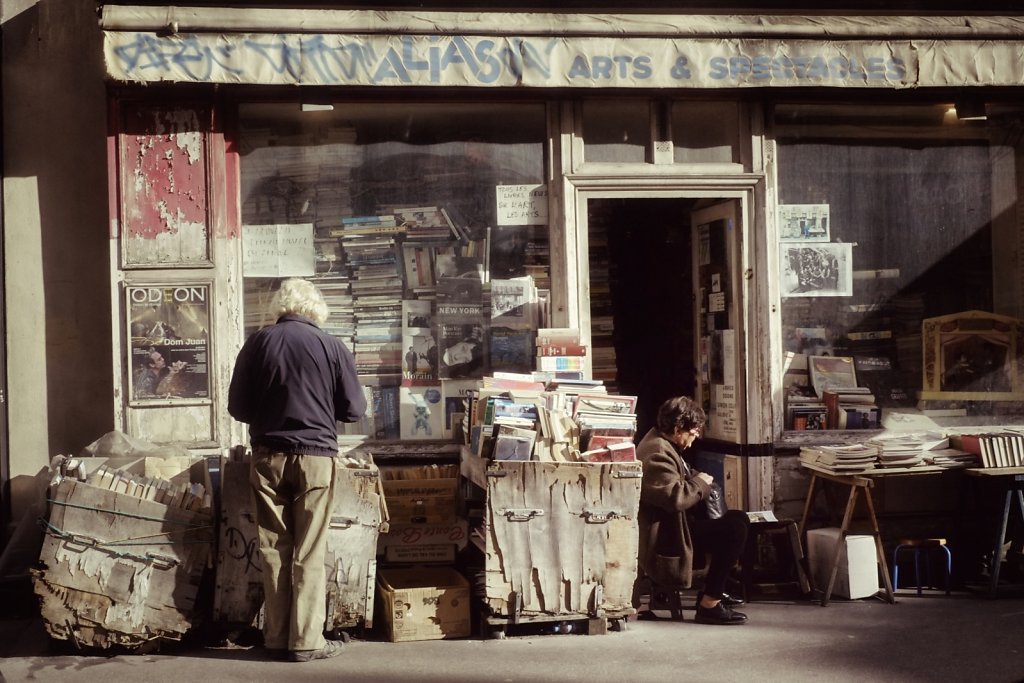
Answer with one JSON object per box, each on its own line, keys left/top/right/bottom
{"left": 2, "top": 590, "right": 1023, "bottom": 683}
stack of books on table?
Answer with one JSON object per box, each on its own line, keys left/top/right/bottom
{"left": 799, "top": 443, "right": 879, "bottom": 474}
{"left": 866, "top": 432, "right": 950, "bottom": 469}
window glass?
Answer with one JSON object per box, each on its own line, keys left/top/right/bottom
{"left": 581, "top": 100, "right": 649, "bottom": 163}
{"left": 672, "top": 101, "right": 740, "bottom": 164}
{"left": 238, "top": 102, "right": 549, "bottom": 440}
{"left": 776, "top": 102, "right": 1024, "bottom": 432}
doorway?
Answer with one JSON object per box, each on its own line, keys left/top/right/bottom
{"left": 586, "top": 197, "right": 700, "bottom": 437}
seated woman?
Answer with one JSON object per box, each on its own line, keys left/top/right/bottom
{"left": 636, "top": 396, "right": 750, "bottom": 625}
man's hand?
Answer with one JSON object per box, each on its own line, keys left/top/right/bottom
{"left": 695, "top": 472, "right": 714, "bottom": 486}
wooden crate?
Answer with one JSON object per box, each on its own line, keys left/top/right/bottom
{"left": 463, "top": 447, "right": 641, "bottom": 620}
{"left": 34, "top": 478, "right": 213, "bottom": 649}
{"left": 211, "top": 451, "right": 388, "bottom": 635}
{"left": 325, "top": 461, "right": 387, "bottom": 631}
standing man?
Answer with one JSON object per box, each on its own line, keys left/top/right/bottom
{"left": 229, "top": 278, "right": 366, "bottom": 662}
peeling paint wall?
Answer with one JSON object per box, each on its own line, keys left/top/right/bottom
{"left": 120, "top": 106, "right": 210, "bottom": 265}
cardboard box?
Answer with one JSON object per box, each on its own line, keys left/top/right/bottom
{"left": 381, "top": 477, "right": 458, "bottom": 524}
{"left": 377, "top": 520, "right": 469, "bottom": 564}
{"left": 377, "top": 567, "right": 471, "bottom": 642}
{"left": 806, "top": 527, "right": 879, "bottom": 599}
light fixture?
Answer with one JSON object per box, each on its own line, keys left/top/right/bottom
{"left": 954, "top": 99, "right": 987, "bottom": 121}
{"left": 300, "top": 103, "right": 334, "bottom": 113}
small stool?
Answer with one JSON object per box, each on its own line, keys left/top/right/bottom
{"left": 741, "top": 519, "right": 812, "bottom": 601}
{"left": 892, "top": 538, "right": 952, "bottom": 595}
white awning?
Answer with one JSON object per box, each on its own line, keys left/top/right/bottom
{"left": 99, "top": 7, "right": 1024, "bottom": 89}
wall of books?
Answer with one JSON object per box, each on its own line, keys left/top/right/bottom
{"left": 237, "top": 102, "right": 556, "bottom": 441}
{"left": 775, "top": 102, "right": 1024, "bottom": 432}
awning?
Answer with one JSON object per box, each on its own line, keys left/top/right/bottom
{"left": 99, "top": 7, "right": 1024, "bottom": 89}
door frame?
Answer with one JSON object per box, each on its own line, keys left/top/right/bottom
{"left": 562, "top": 174, "right": 774, "bottom": 510}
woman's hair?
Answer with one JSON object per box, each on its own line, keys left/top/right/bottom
{"left": 655, "top": 396, "right": 707, "bottom": 435}
{"left": 271, "top": 278, "right": 329, "bottom": 325}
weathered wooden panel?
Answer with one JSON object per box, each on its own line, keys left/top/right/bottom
{"left": 483, "top": 460, "right": 641, "bottom": 618}
{"left": 33, "top": 479, "right": 213, "bottom": 649}
{"left": 128, "top": 404, "right": 215, "bottom": 444}
{"left": 119, "top": 105, "right": 211, "bottom": 266}
{"left": 325, "top": 463, "right": 386, "bottom": 630}
{"left": 212, "top": 455, "right": 263, "bottom": 626}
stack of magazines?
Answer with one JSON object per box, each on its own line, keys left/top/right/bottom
{"left": 799, "top": 443, "right": 879, "bottom": 473}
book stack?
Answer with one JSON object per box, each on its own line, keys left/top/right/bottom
{"left": 786, "top": 385, "right": 826, "bottom": 431}
{"left": 573, "top": 393, "right": 638, "bottom": 456}
{"left": 866, "top": 432, "right": 949, "bottom": 468}
{"left": 535, "top": 327, "right": 587, "bottom": 376}
{"left": 799, "top": 443, "right": 879, "bottom": 474}
{"left": 950, "top": 431, "right": 1024, "bottom": 468}
{"left": 822, "top": 387, "right": 880, "bottom": 430}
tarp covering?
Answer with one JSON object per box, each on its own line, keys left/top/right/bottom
{"left": 100, "top": 9, "right": 1024, "bottom": 89}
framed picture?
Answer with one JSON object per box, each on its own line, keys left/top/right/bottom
{"left": 778, "top": 204, "right": 830, "bottom": 242}
{"left": 779, "top": 243, "right": 853, "bottom": 298}
{"left": 808, "top": 355, "right": 858, "bottom": 397}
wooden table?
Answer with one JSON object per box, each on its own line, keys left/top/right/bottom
{"left": 963, "top": 466, "right": 1024, "bottom": 597}
{"left": 797, "top": 463, "right": 948, "bottom": 606}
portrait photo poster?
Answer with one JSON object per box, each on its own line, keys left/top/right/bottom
{"left": 779, "top": 242, "right": 853, "bottom": 298}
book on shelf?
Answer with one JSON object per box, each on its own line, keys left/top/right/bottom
{"left": 537, "top": 355, "right": 586, "bottom": 372}
{"left": 822, "top": 389, "right": 879, "bottom": 429}
{"left": 808, "top": 355, "right": 858, "bottom": 398}
{"left": 580, "top": 440, "right": 636, "bottom": 463}
{"left": 341, "top": 214, "right": 399, "bottom": 226}
{"left": 536, "top": 327, "right": 581, "bottom": 346}
{"left": 491, "top": 423, "right": 538, "bottom": 461}
{"left": 536, "top": 342, "right": 588, "bottom": 357}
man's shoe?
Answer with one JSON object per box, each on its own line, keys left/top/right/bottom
{"left": 289, "top": 640, "right": 344, "bottom": 662}
{"left": 695, "top": 601, "right": 748, "bottom": 625}
{"left": 696, "top": 590, "right": 745, "bottom": 607}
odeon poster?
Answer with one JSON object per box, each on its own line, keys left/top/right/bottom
{"left": 127, "top": 284, "right": 211, "bottom": 401}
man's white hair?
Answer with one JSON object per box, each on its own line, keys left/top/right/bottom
{"left": 271, "top": 278, "right": 329, "bottom": 325}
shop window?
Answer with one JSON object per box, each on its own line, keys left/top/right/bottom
{"left": 238, "top": 102, "right": 549, "bottom": 441}
{"left": 671, "top": 101, "right": 740, "bottom": 164}
{"left": 775, "top": 102, "right": 1024, "bottom": 433}
{"left": 581, "top": 100, "right": 650, "bottom": 163}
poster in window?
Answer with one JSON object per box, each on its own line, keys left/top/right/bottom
{"left": 779, "top": 243, "right": 853, "bottom": 298}
{"left": 127, "top": 284, "right": 211, "bottom": 401}
{"left": 778, "top": 204, "right": 830, "bottom": 243}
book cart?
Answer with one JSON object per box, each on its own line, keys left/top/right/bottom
{"left": 460, "top": 445, "right": 641, "bottom": 638}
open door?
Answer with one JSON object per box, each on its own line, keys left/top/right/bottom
{"left": 692, "top": 200, "right": 746, "bottom": 445}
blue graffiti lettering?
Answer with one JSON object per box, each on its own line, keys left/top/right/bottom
{"left": 113, "top": 34, "right": 243, "bottom": 82}
{"left": 302, "top": 35, "right": 377, "bottom": 83}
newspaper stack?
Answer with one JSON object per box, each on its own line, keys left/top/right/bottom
{"left": 799, "top": 443, "right": 879, "bottom": 473}
{"left": 867, "top": 432, "right": 949, "bottom": 468}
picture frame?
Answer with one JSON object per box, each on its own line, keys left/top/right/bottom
{"left": 778, "top": 203, "right": 831, "bottom": 243}
{"left": 808, "top": 355, "right": 858, "bottom": 397}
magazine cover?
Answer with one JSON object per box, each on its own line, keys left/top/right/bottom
{"left": 442, "top": 379, "right": 478, "bottom": 440}
{"left": 401, "top": 299, "right": 437, "bottom": 383}
{"left": 489, "top": 327, "right": 535, "bottom": 373}
{"left": 399, "top": 384, "right": 444, "bottom": 439}
{"left": 437, "top": 322, "right": 488, "bottom": 379}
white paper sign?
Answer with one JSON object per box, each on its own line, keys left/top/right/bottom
{"left": 496, "top": 184, "right": 548, "bottom": 226}
{"left": 243, "top": 224, "right": 315, "bottom": 277}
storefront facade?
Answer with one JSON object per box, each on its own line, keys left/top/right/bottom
{"left": 4, "top": 3, "right": 1024, "bottom": 526}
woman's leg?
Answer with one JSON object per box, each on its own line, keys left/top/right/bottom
{"left": 690, "top": 510, "right": 749, "bottom": 599}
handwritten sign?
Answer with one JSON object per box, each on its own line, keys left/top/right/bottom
{"left": 242, "top": 224, "right": 315, "bottom": 277}
{"left": 496, "top": 184, "right": 548, "bottom": 226}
